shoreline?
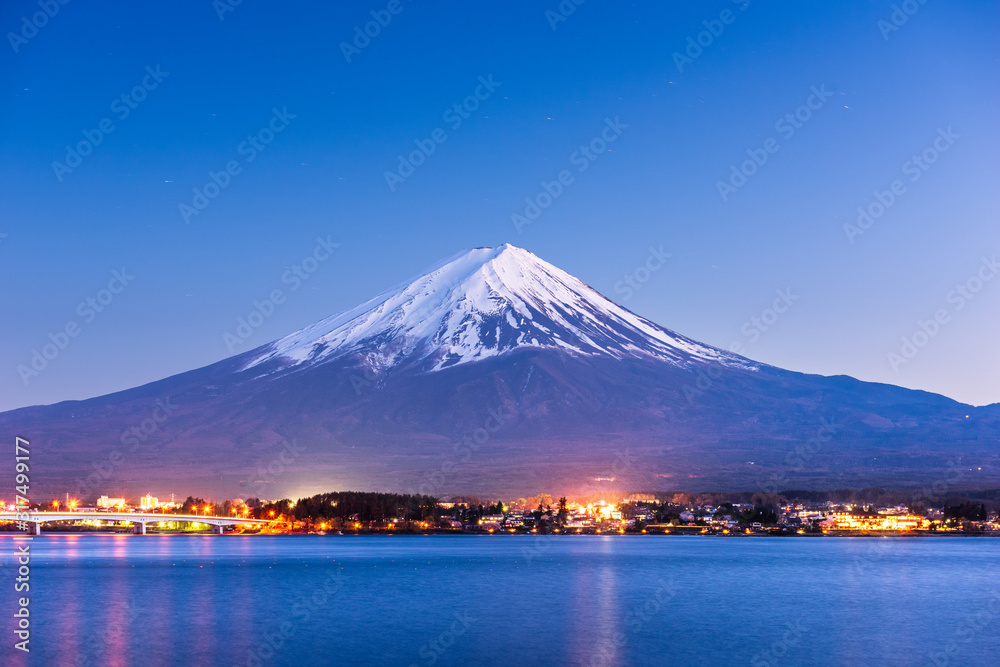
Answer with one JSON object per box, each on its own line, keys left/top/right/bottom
{"left": 2, "top": 530, "right": 998, "bottom": 538}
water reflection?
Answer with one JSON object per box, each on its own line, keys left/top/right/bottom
{"left": 571, "top": 537, "right": 622, "bottom": 666}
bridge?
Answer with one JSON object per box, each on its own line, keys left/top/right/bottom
{"left": 0, "top": 511, "right": 271, "bottom": 535}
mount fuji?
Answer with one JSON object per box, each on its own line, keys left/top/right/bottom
{"left": 3, "top": 244, "right": 998, "bottom": 500}
{"left": 244, "top": 243, "right": 751, "bottom": 375}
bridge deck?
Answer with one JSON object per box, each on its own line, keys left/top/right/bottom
{"left": 0, "top": 511, "right": 270, "bottom": 532}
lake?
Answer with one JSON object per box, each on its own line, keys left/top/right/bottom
{"left": 2, "top": 535, "right": 997, "bottom": 666}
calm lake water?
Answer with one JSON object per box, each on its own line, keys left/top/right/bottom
{"left": 1, "top": 535, "right": 997, "bottom": 666}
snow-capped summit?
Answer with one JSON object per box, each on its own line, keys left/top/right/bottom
{"left": 243, "top": 243, "right": 753, "bottom": 374}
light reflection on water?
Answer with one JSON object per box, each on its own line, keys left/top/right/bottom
{"left": 0, "top": 534, "right": 996, "bottom": 666}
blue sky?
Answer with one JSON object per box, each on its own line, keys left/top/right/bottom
{"left": 1, "top": 0, "right": 997, "bottom": 411}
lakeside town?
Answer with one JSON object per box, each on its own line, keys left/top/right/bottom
{"left": 5, "top": 489, "right": 999, "bottom": 536}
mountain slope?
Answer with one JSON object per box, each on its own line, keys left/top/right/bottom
{"left": 2, "top": 244, "right": 998, "bottom": 501}
{"left": 244, "top": 244, "right": 752, "bottom": 373}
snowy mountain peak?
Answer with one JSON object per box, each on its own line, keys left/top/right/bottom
{"left": 242, "top": 244, "right": 753, "bottom": 373}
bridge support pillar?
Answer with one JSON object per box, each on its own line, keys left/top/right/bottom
{"left": 132, "top": 522, "right": 146, "bottom": 535}
{"left": 27, "top": 522, "right": 42, "bottom": 536}
{"left": 212, "top": 525, "right": 224, "bottom": 535}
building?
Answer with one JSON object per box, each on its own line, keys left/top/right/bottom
{"left": 831, "top": 512, "right": 927, "bottom": 531}
{"left": 97, "top": 496, "right": 126, "bottom": 509}
{"left": 139, "top": 494, "right": 159, "bottom": 510}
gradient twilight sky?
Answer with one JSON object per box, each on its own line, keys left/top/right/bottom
{"left": 1, "top": 1, "right": 997, "bottom": 412}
